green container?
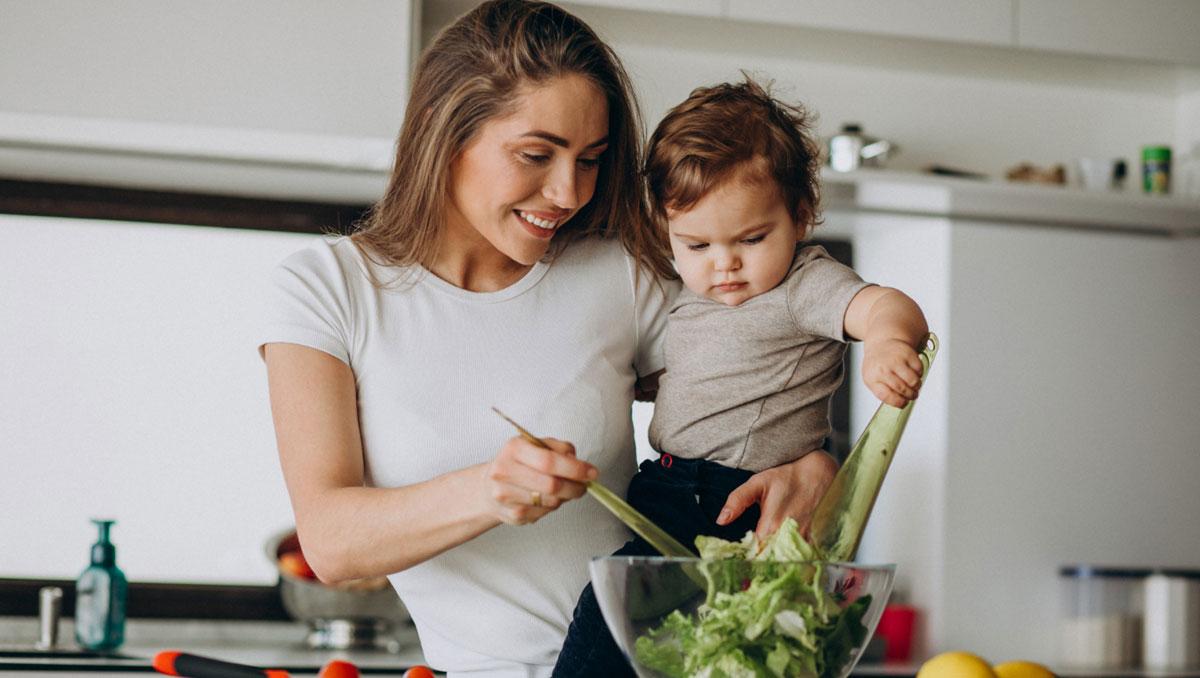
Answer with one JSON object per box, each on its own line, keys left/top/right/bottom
{"left": 1142, "top": 146, "right": 1172, "bottom": 194}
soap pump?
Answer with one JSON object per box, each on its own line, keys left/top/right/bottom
{"left": 75, "top": 519, "right": 127, "bottom": 651}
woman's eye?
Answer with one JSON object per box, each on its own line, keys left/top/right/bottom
{"left": 742, "top": 235, "right": 766, "bottom": 245}
{"left": 519, "top": 152, "right": 550, "bottom": 165}
{"left": 578, "top": 156, "right": 601, "bottom": 170}
{"left": 686, "top": 243, "right": 708, "bottom": 251}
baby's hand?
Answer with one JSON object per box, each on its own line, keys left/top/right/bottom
{"left": 862, "top": 337, "right": 924, "bottom": 408}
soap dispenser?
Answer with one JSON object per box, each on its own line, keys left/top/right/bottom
{"left": 75, "top": 519, "right": 127, "bottom": 651}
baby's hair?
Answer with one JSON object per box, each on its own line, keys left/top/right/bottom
{"left": 645, "top": 74, "right": 823, "bottom": 238}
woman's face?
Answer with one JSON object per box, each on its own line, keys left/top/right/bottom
{"left": 446, "top": 74, "right": 610, "bottom": 268}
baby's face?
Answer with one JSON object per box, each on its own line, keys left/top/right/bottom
{"left": 666, "top": 166, "right": 802, "bottom": 307}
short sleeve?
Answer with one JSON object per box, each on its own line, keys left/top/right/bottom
{"left": 627, "top": 258, "right": 680, "bottom": 377}
{"left": 258, "top": 239, "right": 355, "bottom": 365}
{"left": 786, "top": 246, "right": 871, "bottom": 341}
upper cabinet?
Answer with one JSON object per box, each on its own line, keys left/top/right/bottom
{"left": 568, "top": 0, "right": 1200, "bottom": 66}
{"left": 1015, "top": 0, "right": 1200, "bottom": 66}
{"left": 725, "top": 0, "right": 1013, "bottom": 47}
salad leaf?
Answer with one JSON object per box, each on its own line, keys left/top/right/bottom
{"left": 634, "top": 518, "right": 871, "bottom": 678}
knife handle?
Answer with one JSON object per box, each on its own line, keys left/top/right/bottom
{"left": 153, "top": 650, "right": 290, "bottom": 678}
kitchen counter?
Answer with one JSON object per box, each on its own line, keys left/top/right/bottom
{"left": 854, "top": 664, "right": 1200, "bottom": 677}
{"left": 0, "top": 616, "right": 428, "bottom": 675}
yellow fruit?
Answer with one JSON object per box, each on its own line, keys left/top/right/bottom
{"left": 917, "top": 651, "right": 997, "bottom": 678}
{"left": 994, "top": 660, "right": 1056, "bottom": 678}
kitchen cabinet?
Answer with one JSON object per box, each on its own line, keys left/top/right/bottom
{"left": 1016, "top": 0, "right": 1200, "bottom": 66}
{"left": 818, "top": 188, "right": 1200, "bottom": 661}
{"left": 725, "top": 0, "right": 1014, "bottom": 47}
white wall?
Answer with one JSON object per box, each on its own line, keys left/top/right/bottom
{"left": 0, "top": 215, "right": 313, "bottom": 584}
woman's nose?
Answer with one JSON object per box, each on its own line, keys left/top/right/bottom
{"left": 542, "top": 162, "right": 581, "bottom": 210}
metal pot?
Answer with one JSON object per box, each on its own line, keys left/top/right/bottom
{"left": 827, "top": 123, "right": 899, "bottom": 172}
{"left": 265, "top": 529, "right": 410, "bottom": 651}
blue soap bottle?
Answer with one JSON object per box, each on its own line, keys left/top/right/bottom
{"left": 75, "top": 519, "right": 127, "bottom": 650}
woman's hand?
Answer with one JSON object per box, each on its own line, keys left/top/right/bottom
{"left": 862, "top": 337, "right": 924, "bottom": 408}
{"left": 482, "top": 436, "right": 597, "bottom": 525}
{"left": 716, "top": 450, "right": 838, "bottom": 538}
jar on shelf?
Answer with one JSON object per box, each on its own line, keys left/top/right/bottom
{"left": 1059, "top": 565, "right": 1150, "bottom": 669}
{"left": 1143, "top": 568, "right": 1200, "bottom": 670}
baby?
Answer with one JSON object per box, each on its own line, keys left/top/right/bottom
{"left": 552, "top": 77, "right": 928, "bottom": 677}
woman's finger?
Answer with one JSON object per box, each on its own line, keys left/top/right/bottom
{"left": 511, "top": 438, "right": 597, "bottom": 484}
{"left": 496, "top": 461, "right": 587, "bottom": 502}
{"left": 718, "top": 476, "right": 764, "bottom": 526}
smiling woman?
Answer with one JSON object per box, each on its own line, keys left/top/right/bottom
{"left": 257, "top": 2, "right": 677, "bottom": 675}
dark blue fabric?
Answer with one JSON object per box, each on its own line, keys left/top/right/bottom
{"left": 551, "top": 456, "right": 760, "bottom": 677}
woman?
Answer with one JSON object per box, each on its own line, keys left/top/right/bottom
{"left": 260, "top": 2, "right": 837, "bottom": 675}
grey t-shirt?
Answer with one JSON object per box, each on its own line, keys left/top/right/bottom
{"left": 648, "top": 245, "right": 871, "bottom": 472}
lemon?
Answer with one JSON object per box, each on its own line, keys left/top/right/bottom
{"left": 994, "top": 660, "right": 1056, "bottom": 678}
{"left": 917, "top": 651, "right": 997, "bottom": 678}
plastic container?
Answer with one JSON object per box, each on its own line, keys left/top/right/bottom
{"left": 75, "top": 519, "right": 127, "bottom": 651}
{"left": 875, "top": 603, "right": 917, "bottom": 662}
{"left": 1058, "top": 565, "right": 1149, "bottom": 669}
{"left": 1143, "top": 569, "right": 1200, "bottom": 670}
{"left": 1142, "top": 146, "right": 1172, "bottom": 194}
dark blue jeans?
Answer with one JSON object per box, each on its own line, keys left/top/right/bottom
{"left": 551, "top": 455, "right": 761, "bottom": 677}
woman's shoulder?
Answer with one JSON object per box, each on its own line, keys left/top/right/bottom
{"left": 276, "top": 235, "right": 408, "bottom": 288}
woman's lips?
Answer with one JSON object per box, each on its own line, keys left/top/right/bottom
{"left": 515, "top": 210, "right": 557, "bottom": 240}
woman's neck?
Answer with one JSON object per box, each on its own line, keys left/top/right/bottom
{"left": 428, "top": 227, "right": 533, "bottom": 293}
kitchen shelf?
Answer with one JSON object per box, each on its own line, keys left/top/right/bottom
{"left": 821, "top": 168, "right": 1200, "bottom": 237}
{"left": 3, "top": 112, "right": 1198, "bottom": 237}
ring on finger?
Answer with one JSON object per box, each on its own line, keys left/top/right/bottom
{"left": 531, "top": 491, "right": 542, "bottom": 508}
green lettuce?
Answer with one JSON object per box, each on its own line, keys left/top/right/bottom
{"left": 634, "top": 518, "right": 871, "bottom": 678}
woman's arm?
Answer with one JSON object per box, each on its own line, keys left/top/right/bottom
{"left": 264, "top": 343, "right": 596, "bottom": 583}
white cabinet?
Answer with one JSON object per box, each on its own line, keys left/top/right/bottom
{"left": 1016, "top": 0, "right": 1200, "bottom": 65}
{"left": 725, "top": 0, "right": 1014, "bottom": 46}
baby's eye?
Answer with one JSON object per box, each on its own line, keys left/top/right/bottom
{"left": 742, "top": 235, "right": 766, "bottom": 245}
{"left": 686, "top": 243, "right": 708, "bottom": 251}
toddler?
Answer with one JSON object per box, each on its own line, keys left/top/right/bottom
{"left": 552, "top": 77, "right": 928, "bottom": 677}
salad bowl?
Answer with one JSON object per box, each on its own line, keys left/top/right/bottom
{"left": 590, "top": 556, "right": 895, "bottom": 678}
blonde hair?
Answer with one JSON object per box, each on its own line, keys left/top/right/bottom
{"left": 351, "top": 0, "right": 674, "bottom": 282}
{"left": 645, "top": 76, "right": 823, "bottom": 239}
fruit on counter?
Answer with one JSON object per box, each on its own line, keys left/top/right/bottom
{"left": 993, "top": 660, "right": 1056, "bottom": 678}
{"left": 277, "top": 550, "right": 318, "bottom": 580}
{"left": 318, "top": 659, "right": 360, "bottom": 678}
{"left": 917, "top": 651, "right": 997, "bottom": 678}
{"left": 402, "top": 666, "right": 436, "bottom": 678}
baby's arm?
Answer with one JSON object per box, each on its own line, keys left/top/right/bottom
{"left": 843, "top": 286, "right": 929, "bottom": 408}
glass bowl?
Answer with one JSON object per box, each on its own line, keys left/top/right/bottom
{"left": 589, "top": 556, "right": 895, "bottom": 678}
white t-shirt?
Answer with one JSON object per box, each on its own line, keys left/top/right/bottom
{"left": 260, "top": 235, "right": 676, "bottom": 677}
